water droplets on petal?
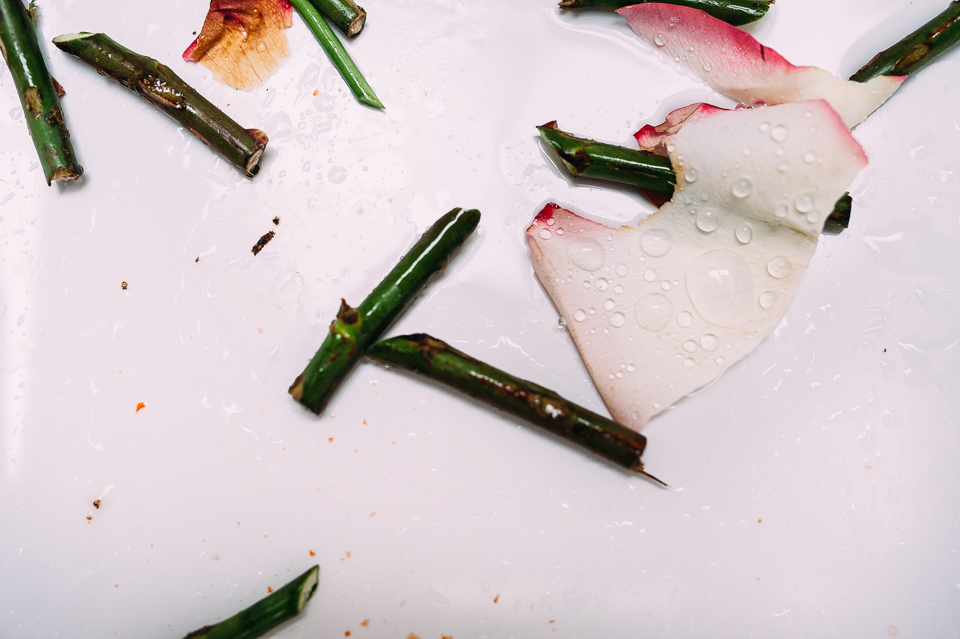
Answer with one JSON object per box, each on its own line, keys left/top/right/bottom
{"left": 635, "top": 293, "right": 673, "bottom": 331}
{"left": 644, "top": 268, "right": 657, "bottom": 282}
{"left": 609, "top": 312, "right": 626, "bottom": 328}
{"left": 770, "top": 125, "right": 789, "bottom": 142}
{"left": 595, "top": 278, "right": 609, "bottom": 291}
{"left": 696, "top": 210, "right": 719, "bottom": 233}
{"left": 766, "top": 256, "right": 792, "bottom": 279}
{"left": 615, "top": 263, "right": 628, "bottom": 277}
{"left": 654, "top": 33, "right": 667, "bottom": 46}
{"left": 539, "top": 229, "right": 552, "bottom": 240}
{"left": 732, "top": 177, "right": 753, "bottom": 198}
{"left": 795, "top": 194, "right": 814, "bottom": 213}
{"left": 735, "top": 223, "right": 753, "bottom": 244}
{"left": 683, "top": 340, "right": 698, "bottom": 353}
{"left": 759, "top": 291, "right": 778, "bottom": 309}
{"left": 573, "top": 309, "right": 586, "bottom": 322}
{"left": 684, "top": 168, "right": 699, "bottom": 183}
{"left": 677, "top": 311, "right": 693, "bottom": 328}
{"left": 700, "top": 334, "right": 719, "bottom": 351}
{"left": 640, "top": 229, "right": 673, "bottom": 257}
{"left": 567, "top": 237, "right": 605, "bottom": 271}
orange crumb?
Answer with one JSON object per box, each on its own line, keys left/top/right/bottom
{"left": 114, "top": 584, "right": 119, "bottom": 588}
{"left": 549, "top": 620, "right": 555, "bottom": 623}
{"left": 86, "top": 515, "right": 92, "bottom": 521}
{"left": 136, "top": 402, "right": 146, "bottom": 412}
{"left": 361, "top": 619, "right": 369, "bottom": 628}
{"left": 865, "top": 465, "right": 872, "bottom": 469}
{"left": 362, "top": 419, "right": 367, "bottom": 425}
{"left": 151, "top": 544, "right": 154, "bottom": 547}
{"left": 268, "top": 586, "right": 274, "bottom": 593}
{"left": 442, "top": 636, "right": 453, "bottom": 639}
{"left": 370, "top": 512, "right": 376, "bottom": 517}
{"left": 313, "top": 89, "right": 319, "bottom": 96}
{"left": 493, "top": 594, "right": 499, "bottom": 604}
{"left": 757, "top": 517, "right": 762, "bottom": 523}
{"left": 329, "top": 437, "right": 334, "bottom": 443}
{"left": 345, "top": 550, "right": 351, "bottom": 558}
{"left": 756, "top": 578, "right": 760, "bottom": 581}
{"left": 345, "top": 632, "right": 351, "bottom": 637}
{"left": 237, "top": 522, "right": 241, "bottom": 525}
{"left": 227, "top": 103, "right": 231, "bottom": 106}
{"left": 405, "top": 635, "right": 421, "bottom": 639}
{"left": 309, "top": 550, "right": 316, "bottom": 556}
{"left": 258, "top": 327, "right": 263, "bottom": 333}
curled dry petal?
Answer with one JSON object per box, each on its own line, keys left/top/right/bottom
{"left": 618, "top": 3, "right": 904, "bottom": 128}
{"left": 634, "top": 102, "right": 728, "bottom": 155}
{"left": 183, "top": 0, "right": 294, "bottom": 90}
{"left": 526, "top": 101, "right": 866, "bottom": 428}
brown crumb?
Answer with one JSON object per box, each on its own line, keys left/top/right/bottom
{"left": 865, "top": 465, "right": 872, "bottom": 469}
{"left": 195, "top": 257, "right": 199, "bottom": 263}
{"left": 252, "top": 230, "right": 275, "bottom": 255}
{"left": 313, "top": 89, "right": 319, "bottom": 96}
{"left": 267, "top": 586, "right": 273, "bottom": 593}
{"left": 121, "top": 281, "right": 127, "bottom": 290}
{"left": 86, "top": 515, "right": 92, "bottom": 521}
{"left": 136, "top": 402, "right": 146, "bottom": 413}
{"left": 93, "top": 499, "right": 101, "bottom": 509}
{"left": 370, "top": 512, "right": 376, "bottom": 517}
{"left": 272, "top": 216, "right": 280, "bottom": 225}
{"left": 442, "top": 636, "right": 453, "bottom": 639}
{"left": 257, "top": 327, "right": 264, "bottom": 333}
{"left": 345, "top": 550, "right": 351, "bottom": 558}
{"left": 493, "top": 594, "right": 499, "bottom": 604}
{"left": 114, "top": 584, "right": 119, "bottom": 588}
{"left": 329, "top": 437, "right": 334, "bottom": 443}
{"left": 309, "top": 550, "right": 316, "bottom": 557}
{"left": 361, "top": 619, "right": 369, "bottom": 628}
{"left": 345, "top": 632, "right": 351, "bottom": 637}
{"left": 405, "top": 635, "right": 421, "bottom": 639}
{"left": 362, "top": 419, "right": 367, "bottom": 425}
{"left": 549, "top": 620, "right": 555, "bottom": 624}
{"left": 757, "top": 517, "right": 762, "bottom": 523}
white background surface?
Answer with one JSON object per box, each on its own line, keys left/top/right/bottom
{"left": 1, "top": 0, "right": 959, "bottom": 637}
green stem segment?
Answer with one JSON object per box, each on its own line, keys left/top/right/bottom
{"left": 307, "top": 0, "right": 366, "bottom": 36}
{"left": 182, "top": 565, "right": 319, "bottom": 639}
{"left": 0, "top": 0, "right": 82, "bottom": 184}
{"left": 539, "top": 121, "right": 852, "bottom": 234}
{"left": 851, "top": 1, "right": 960, "bottom": 82}
{"left": 52, "top": 32, "right": 267, "bottom": 178}
{"left": 559, "top": 0, "right": 773, "bottom": 26}
{"left": 290, "top": 208, "right": 481, "bottom": 414}
{"left": 368, "top": 334, "right": 663, "bottom": 482}
{"left": 288, "top": 0, "right": 383, "bottom": 109}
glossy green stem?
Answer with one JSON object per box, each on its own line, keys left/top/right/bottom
{"left": 182, "top": 565, "right": 319, "bottom": 639}
{"left": 851, "top": 1, "right": 960, "bottom": 82}
{"left": 539, "top": 122, "right": 852, "bottom": 234}
{"left": 368, "top": 334, "right": 663, "bottom": 481}
{"left": 307, "top": 0, "right": 366, "bottom": 36}
{"left": 558, "top": 0, "right": 772, "bottom": 26}
{"left": 290, "top": 208, "right": 481, "bottom": 415}
{"left": 288, "top": 0, "right": 383, "bottom": 109}
{"left": 0, "top": 0, "right": 82, "bottom": 184}
{"left": 52, "top": 32, "right": 267, "bottom": 177}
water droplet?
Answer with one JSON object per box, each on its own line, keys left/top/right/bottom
{"left": 615, "top": 263, "right": 628, "bottom": 277}
{"left": 806, "top": 211, "right": 819, "bottom": 223}
{"left": 715, "top": 356, "right": 726, "bottom": 366}
{"left": 684, "top": 168, "right": 699, "bottom": 183}
{"left": 770, "top": 125, "right": 789, "bottom": 142}
{"left": 328, "top": 165, "right": 348, "bottom": 183}
{"left": 766, "top": 255, "right": 792, "bottom": 279}
{"left": 626, "top": 364, "right": 636, "bottom": 373}
{"left": 794, "top": 193, "right": 814, "bottom": 213}
{"left": 703, "top": 61, "right": 712, "bottom": 71}
{"left": 731, "top": 177, "right": 753, "bottom": 198}
{"left": 775, "top": 204, "right": 788, "bottom": 218}
{"left": 777, "top": 161, "right": 790, "bottom": 173}
{"left": 603, "top": 299, "right": 615, "bottom": 311}
{"left": 573, "top": 309, "right": 586, "bottom": 322}
{"left": 742, "top": 148, "right": 751, "bottom": 157}
{"left": 666, "top": 144, "right": 676, "bottom": 153}
{"left": 654, "top": 33, "right": 666, "bottom": 46}
{"left": 614, "top": 284, "right": 624, "bottom": 294}
{"left": 803, "top": 151, "right": 816, "bottom": 163}
{"left": 696, "top": 210, "right": 719, "bottom": 233}
{"left": 735, "top": 223, "right": 753, "bottom": 244}
{"left": 686, "top": 250, "right": 754, "bottom": 328}
{"left": 653, "top": 402, "right": 662, "bottom": 410}
{"left": 661, "top": 281, "right": 672, "bottom": 291}
{"left": 609, "top": 312, "right": 626, "bottom": 328}
{"left": 759, "top": 291, "right": 777, "bottom": 309}
{"left": 804, "top": 110, "right": 813, "bottom": 118}
{"left": 631, "top": 412, "right": 640, "bottom": 421}
{"left": 775, "top": 148, "right": 785, "bottom": 157}
{"left": 677, "top": 311, "right": 693, "bottom": 327}
{"left": 556, "top": 228, "right": 564, "bottom": 235}
{"left": 546, "top": 217, "right": 556, "bottom": 226}
{"left": 683, "top": 358, "right": 695, "bottom": 369}
{"left": 595, "top": 278, "right": 609, "bottom": 291}
{"left": 700, "top": 334, "right": 719, "bottom": 351}
{"left": 640, "top": 229, "right": 673, "bottom": 257}
{"left": 683, "top": 340, "right": 698, "bottom": 353}
{"left": 539, "top": 229, "right": 552, "bottom": 240}
{"left": 567, "top": 237, "right": 605, "bottom": 271}
{"left": 582, "top": 281, "right": 591, "bottom": 289}
{"left": 759, "top": 122, "right": 771, "bottom": 133}
{"left": 634, "top": 293, "right": 673, "bottom": 331}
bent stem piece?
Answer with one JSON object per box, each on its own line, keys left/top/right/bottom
{"left": 368, "top": 334, "right": 665, "bottom": 483}
{"left": 558, "top": 0, "right": 772, "bottom": 26}
{"left": 851, "top": 0, "right": 960, "bottom": 82}
{"left": 288, "top": 0, "right": 382, "bottom": 108}
{"left": 308, "top": 0, "right": 366, "bottom": 36}
{"left": 538, "top": 122, "right": 852, "bottom": 234}
{"left": 290, "top": 208, "right": 481, "bottom": 414}
{"left": 52, "top": 32, "right": 268, "bottom": 177}
{"left": 0, "top": 0, "right": 82, "bottom": 184}
{"left": 182, "top": 565, "right": 319, "bottom": 639}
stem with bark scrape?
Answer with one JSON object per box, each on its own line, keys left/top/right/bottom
{"left": 52, "top": 32, "right": 267, "bottom": 177}
{"left": 307, "top": 0, "right": 366, "bottom": 36}
{"left": 288, "top": 0, "right": 382, "bottom": 108}
{"left": 558, "top": 0, "right": 772, "bottom": 26}
{"left": 367, "top": 334, "right": 665, "bottom": 483}
{"left": 290, "top": 208, "right": 481, "bottom": 414}
{"left": 538, "top": 122, "right": 853, "bottom": 234}
{"left": 851, "top": 1, "right": 960, "bottom": 82}
{"left": 181, "top": 565, "right": 319, "bottom": 639}
{"left": 0, "top": 0, "right": 82, "bottom": 184}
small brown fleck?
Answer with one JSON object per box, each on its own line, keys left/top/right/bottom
{"left": 865, "top": 465, "right": 872, "bottom": 470}
{"left": 195, "top": 257, "right": 199, "bottom": 263}
{"left": 136, "top": 402, "right": 146, "bottom": 413}
{"left": 114, "top": 584, "right": 119, "bottom": 588}
{"left": 345, "top": 632, "right": 351, "bottom": 637}
{"left": 442, "top": 636, "right": 453, "bottom": 639}
{"left": 272, "top": 216, "right": 280, "bottom": 225}
{"left": 362, "top": 419, "right": 367, "bottom": 425}
{"left": 548, "top": 620, "right": 555, "bottom": 624}
{"left": 361, "top": 619, "right": 369, "bottom": 628}
{"left": 257, "top": 327, "right": 264, "bottom": 333}
{"left": 93, "top": 499, "right": 101, "bottom": 509}
{"left": 329, "top": 437, "right": 334, "bottom": 443}
{"left": 345, "top": 550, "right": 351, "bottom": 558}
{"left": 86, "top": 515, "right": 92, "bottom": 521}
{"left": 405, "top": 635, "right": 420, "bottom": 639}
{"left": 757, "top": 517, "right": 762, "bottom": 523}
{"left": 884, "top": 348, "right": 887, "bottom": 352}
{"left": 369, "top": 512, "right": 376, "bottom": 517}
{"left": 309, "top": 550, "right": 316, "bottom": 557}
{"left": 121, "top": 281, "right": 127, "bottom": 290}
{"left": 756, "top": 578, "right": 760, "bottom": 581}
{"left": 251, "top": 230, "right": 275, "bottom": 255}
{"left": 267, "top": 586, "right": 273, "bottom": 593}
{"left": 493, "top": 594, "right": 499, "bottom": 604}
